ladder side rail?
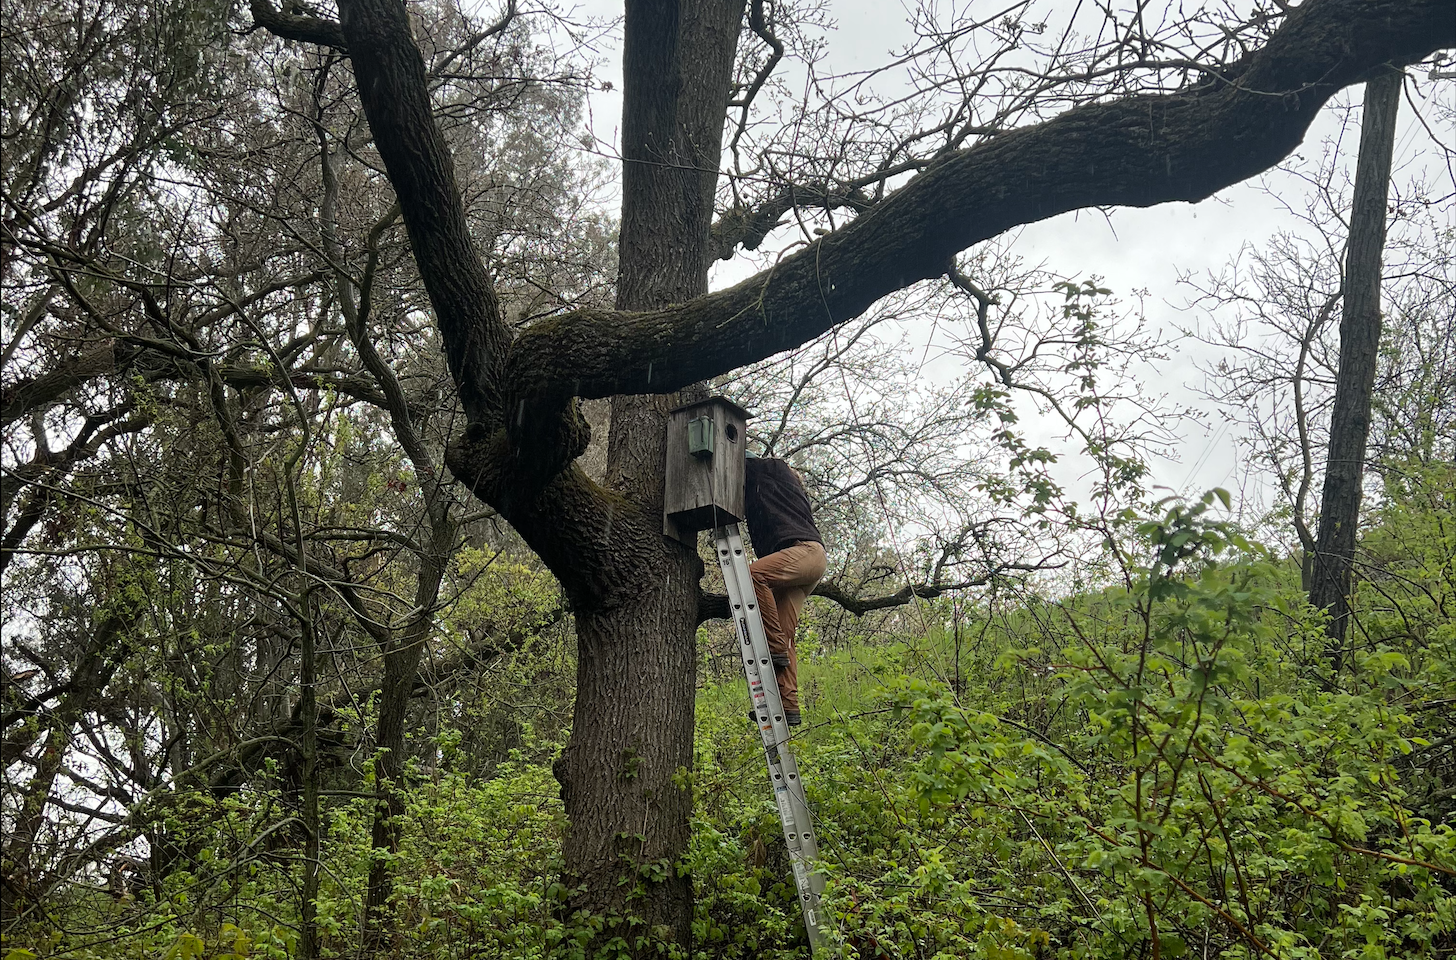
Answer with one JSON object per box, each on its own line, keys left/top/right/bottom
{"left": 717, "top": 527, "right": 809, "bottom": 841}
{"left": 716, "top": 525, "right": 819, "bottom": 832}
{"left": 713, "top": 523, "right": 830, "bottom": 951}
{"left": 715, "top": 525, "right": 805, "bottom": 845}
{"left": 715, "top": 525, "right": 793, "bottom": 746}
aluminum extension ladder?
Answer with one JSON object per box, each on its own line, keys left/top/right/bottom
{"left": 713, "top": 523, "right": 830, "bottom": 952}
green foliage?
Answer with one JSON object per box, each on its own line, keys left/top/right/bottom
{"left": 10, "top": 486, "right": 1452, "bottom": 958}
{"left": 683, "top": 486, "right": 1455, "bottom": 958}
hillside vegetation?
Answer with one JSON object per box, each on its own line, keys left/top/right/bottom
{"left": 8, "top": 468, "right": 1452, "bottom": 959}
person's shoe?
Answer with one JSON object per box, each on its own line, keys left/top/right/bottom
{"left": 748, "top": 708, "right": 802, "bottom": 726}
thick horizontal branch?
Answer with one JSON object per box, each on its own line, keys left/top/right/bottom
{"left": 250, "top": 0, "right": 348, "bottom": 50}
{"left": 697, "top": 576, "right": 988, "bottom": 624}
{"left": 812, "top": 578, "right": 975, "bottom": 616}
{"left": 1, "top": 340, "right": 401, "bottom": 428}
{"left": 214, "top": 364, "right": 395, "bottom": 412}
{"left": 506, "top": 0, "right": 1452, "bottom": 406}
{"left": 2, "top": 341, "right": 127, "bottom": 427}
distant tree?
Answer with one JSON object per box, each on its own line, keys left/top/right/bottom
{"left": 1308, "top": 68, "right": 1401, "bottom": 659}
{"left": 1184, "top": 70, "right": 1453, "bottom": 666}
{"left": 2, "top": 0, "right": 601, "bottom": 945}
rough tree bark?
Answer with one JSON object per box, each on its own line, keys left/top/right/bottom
{"left": 1308, "top": 67, "right": 1402, "bottom": 662}
{"left": 260, "top": 0, "right": 1451, "bottom": 950}
{"left": 548, "top": 0, "right": 744, "bottom": 943}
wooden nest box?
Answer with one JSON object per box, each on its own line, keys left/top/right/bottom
{"left": 663, "top": 396, "right": 752, "bottom": 544}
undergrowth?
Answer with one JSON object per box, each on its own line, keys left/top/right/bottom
{"left": 8, "top": 482, "right": 1454, "bottom": 959}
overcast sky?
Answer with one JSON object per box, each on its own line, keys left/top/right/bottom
{"left": 550, "top": 0, "right": 1453, "bottom": 517}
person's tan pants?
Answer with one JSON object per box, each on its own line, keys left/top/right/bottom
{"left": 749, "top": 540, "right": 827, "bottom": 713}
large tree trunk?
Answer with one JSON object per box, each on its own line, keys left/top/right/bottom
{"left": 1309, "top": 68, "right": 1401, "bottom": 664}
{"left": 552, "top": 0, "right": 744, "bottom": 945}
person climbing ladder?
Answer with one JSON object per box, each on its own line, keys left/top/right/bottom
{"left": 743, "top": 453, "right": 827, "bottom": 726}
